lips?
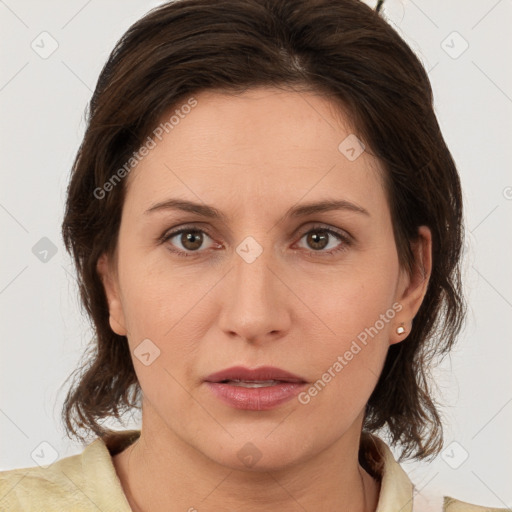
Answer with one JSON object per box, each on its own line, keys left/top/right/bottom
{"left": 204, "top": 366, "right": 308, "bottom": 411}
{"left": 204, "top": 365, "right": 307, "bottom": 384}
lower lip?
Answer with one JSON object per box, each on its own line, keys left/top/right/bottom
{"left": 205, "top": 382, "right": 307, "bottom": 411}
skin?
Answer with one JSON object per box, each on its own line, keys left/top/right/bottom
{"left": 98, "top": 86, "right": 432, "bottom": 512}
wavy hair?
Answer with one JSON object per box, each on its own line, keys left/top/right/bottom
{"left": 61, "top": 0, "right": 465, "bottom": 462}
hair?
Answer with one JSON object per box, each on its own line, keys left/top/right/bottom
{"left": 61, "top": 0, "right": 465, "bottom": 462}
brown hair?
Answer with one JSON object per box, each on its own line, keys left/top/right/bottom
{"left": 61, "top": 0, "right": 465, "bottom": 462}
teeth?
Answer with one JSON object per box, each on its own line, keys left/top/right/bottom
{"left": 224, "top": 379, "right": 280, "bottom": 388}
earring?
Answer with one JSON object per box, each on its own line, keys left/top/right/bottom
{"left": 396, "top": 323, "right": 406, "bottom": 335}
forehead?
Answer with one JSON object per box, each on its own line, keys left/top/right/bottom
{"left": 124, "top": 86, "right": 387, "bottom": 217}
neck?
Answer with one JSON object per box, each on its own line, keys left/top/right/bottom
{"left": 112, "top": 408, "right": 380, "bottom": 512}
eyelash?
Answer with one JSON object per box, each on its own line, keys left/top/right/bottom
{"left": 158, "top": 223, "right": 353, "bottom": 259}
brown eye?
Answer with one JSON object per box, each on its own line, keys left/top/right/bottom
{"left": 162, "top": 228, "right": 216, "bottom": 257}
{"left": 179, "top": 230, "right": 204, "bottom": 251}
{"left": 305, "top": 230, "right": 330, "bottom": 251}
{"left": 296, "top": 226, "right": 352, "bottom": 257}
{"left": 161, "top": 224, "right": 351, "bottom": 259}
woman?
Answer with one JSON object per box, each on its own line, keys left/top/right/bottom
{"left": 0, "top": 0, "right": 506, "bottom": 510}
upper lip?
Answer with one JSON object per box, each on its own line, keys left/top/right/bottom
{"left": 204, "top": 366, "right": 307, "bottom": 383}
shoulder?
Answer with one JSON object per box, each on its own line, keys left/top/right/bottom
{"left": 361, "top": 432, "right": 509, "bottom": 512}
{"left": 0, "top": 431, "right": 138, "bottom": 511}
{"left": 0, "top": 450, "right": 89, "bottom": 511}
{"left": 412, "top": 492, "right": 509, "bottom": 511}
{"left": 442, "top": 496, "right": 510, "bottom": 512}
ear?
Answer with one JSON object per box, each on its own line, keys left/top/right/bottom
{"left": 390, "top": 226, "right": 432, "bottom": 345}
{"left": 96, "top": 253, "right": 127, "bottom": 336}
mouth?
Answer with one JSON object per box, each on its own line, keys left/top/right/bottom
{"left": 217, "top": 379, "right": 286, "bottom": 388}
{"left": 204, "top": 365, "right": 307, "bottom": 384}
{"left": 204, "top": 366, "right": 308, "bottom": 411}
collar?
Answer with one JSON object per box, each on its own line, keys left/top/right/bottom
{"left": 81, "top": 430, "right": 139, "bottom": 512}
{"left": 359, "top": 431, "right": 414, "bottom": 512}
{"left": 83, "top": 429, "right": 414, "bottom": 511}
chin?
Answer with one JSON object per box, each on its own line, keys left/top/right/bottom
{"left": 218, "top": 451, "right": 304, "bottom": 473}
{"left": 194, "top": 432, "right": 315, "bottom": 474}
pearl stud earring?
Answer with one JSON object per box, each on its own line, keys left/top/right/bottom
{"left": 396, "top": 323, "right": 406, "bottom": 335}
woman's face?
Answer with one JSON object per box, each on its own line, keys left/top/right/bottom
{"left": 99, "top": 86, "right": 430, "bottom": 471}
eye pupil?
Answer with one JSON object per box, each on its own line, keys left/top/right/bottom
{"left": 307, "top": 230, "right": 329, "bottom": 250}
{"left": 166, "top": 226, "right": 345, "bottom": 257}
{"left": 182, "top": 231, "right": 203, "bottom": 250}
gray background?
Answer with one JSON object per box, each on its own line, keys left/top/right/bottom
{"left": 1, "top": 0, "right": 511, "bottom": 509}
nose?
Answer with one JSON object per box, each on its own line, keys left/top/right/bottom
{"left": 217, "top": 243, "right": 292, "bottom": 345}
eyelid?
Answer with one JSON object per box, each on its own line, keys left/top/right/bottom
{"left": 295, "top": 222, "right": 353, "bottom": 243}
{"left": 158, "top": 223, "right": 216, "bottom": 244}
{"left": 160, "top": 221, "right": 353, "bottom": 240}
{"left": 159, "top": 221, "right": 354, "bottom": 256}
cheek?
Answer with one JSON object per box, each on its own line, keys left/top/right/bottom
{"left": 297, "top": 258, "right": 398, "bottom": 405}
{"left": 116, "top": 248, "right": 211, "bottom": 390}
{"left": 116, "top": 243, "right": 186, "bottom": 336}
{"left": 297, "top": 296, "right": 394, "bottom": 422}
{"left": 308, "top": 254, "right": 399, "bottom": 341}
{"left": 117, "top": 226, "right": 399, "bottom": 372}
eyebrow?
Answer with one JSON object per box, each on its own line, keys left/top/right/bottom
{"left": 144, "top": 198, "right": 370, "bottom": 220}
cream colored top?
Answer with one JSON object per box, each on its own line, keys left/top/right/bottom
{"left": 0, "top": 430, "right": 507, "bottom": 511}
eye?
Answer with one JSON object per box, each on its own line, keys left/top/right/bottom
{"left": 295, "top": 225, "right": 351, "bottom": 257}
{"left": 160, "top": 224, "right": 352, "bottom": 258}
{"left": 160, "top": 226, "right": 218, "bottom": 257}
